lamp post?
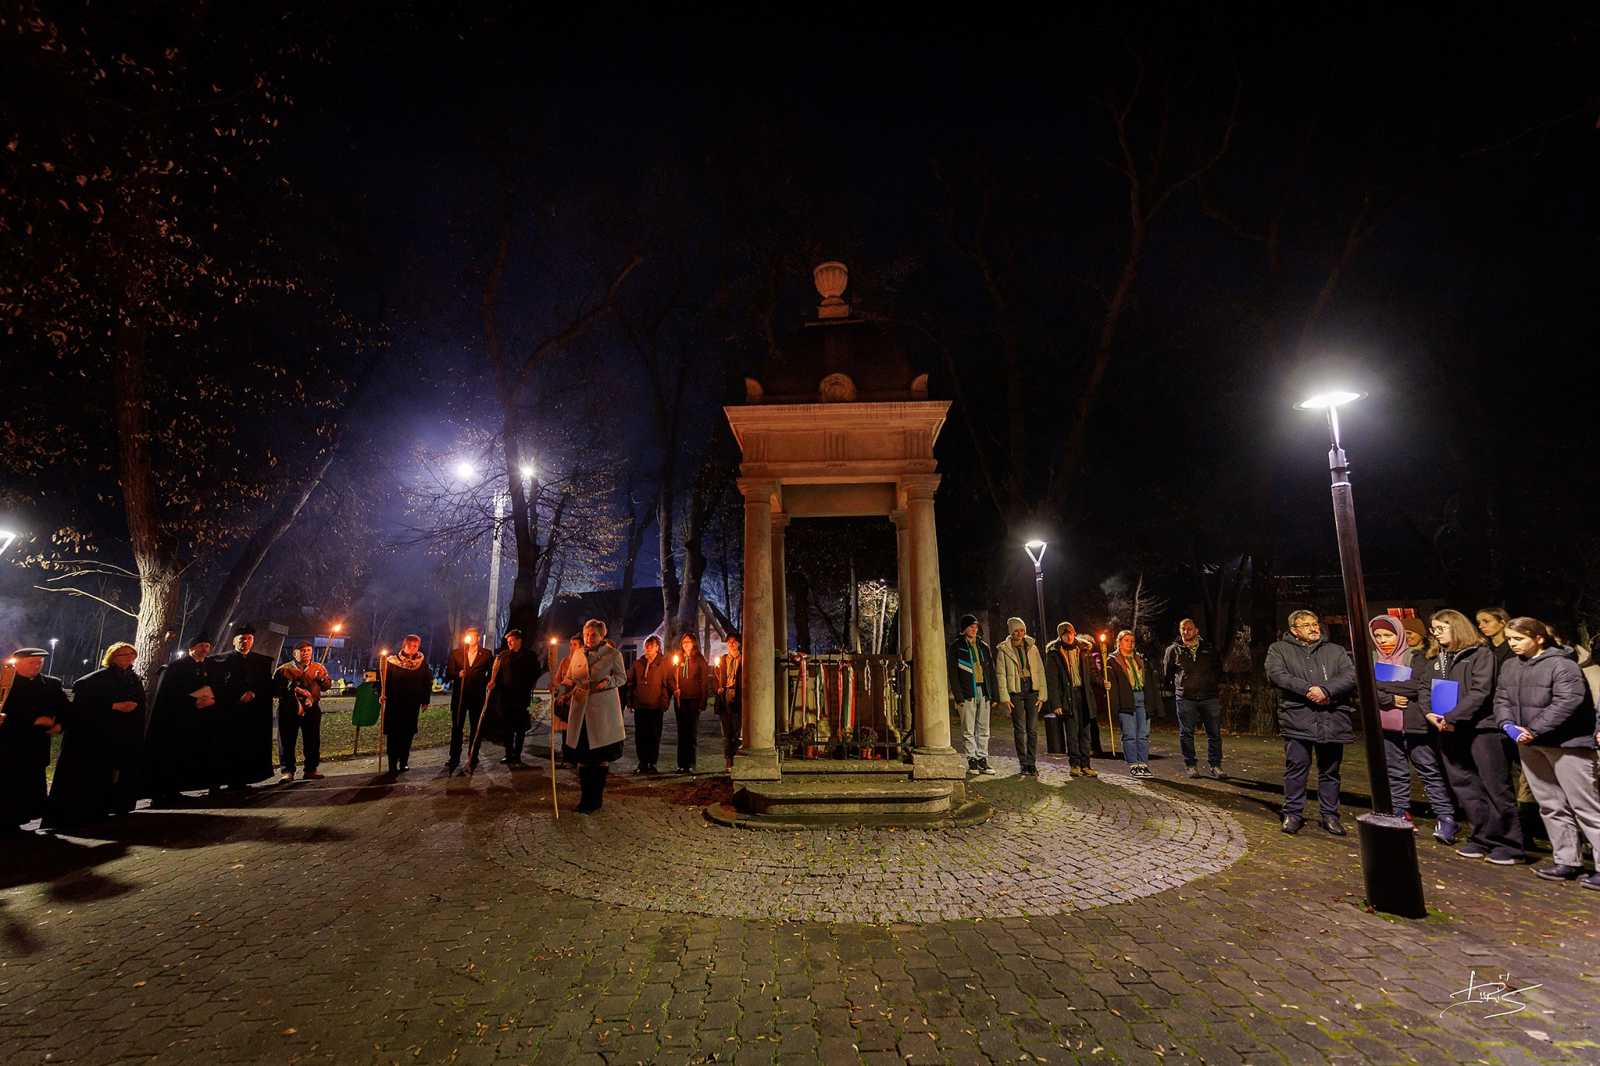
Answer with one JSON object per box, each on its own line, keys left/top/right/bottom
{"left": 486, "top": 490, "right": 508, "bottom": 650}
{"left": 47, "top": 637, "right": 58, "bottom": 677}
{"left": 0, "top": 529, "right": 18, "bottom": 557}
{"left": 1296, "top": 389, "right": 1425, "bottom": 918}
{"left": 1023, "top": 539, "right": 1048, "bottom": 641}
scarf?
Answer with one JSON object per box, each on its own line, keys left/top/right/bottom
{"left": 1368, "top": 614, "right": 1410, "bottom": 667}
{"left": 1116, "top": 652, "right": 1145, "bottom": 690}
{"left": 388, "top": 650, "right": 425, "bottom": 670}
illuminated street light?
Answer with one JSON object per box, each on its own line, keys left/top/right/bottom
{"left": 0, "top": 529, "right": 18, "bottom": 556}
{"left": 1023, "top": 539, "right": 1048, "bottom": 642}
{"left": 1296, "top": 387, "right": 1424, "bottom": 918}
{"left": 48, "top": 637, "right": 58, "bottom": 676}
{"left": 454, "top": 460, "right": 477, "bottom": 481}
{"left": 520, "top": 464, "right": 536, "bottom": 481}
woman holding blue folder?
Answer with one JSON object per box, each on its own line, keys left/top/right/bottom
{"left": 1493, "top": 617, "right": 1600, "bottom": 887}
{"left": 1370, "top": 615, "right": 1457, "bottom": 843}
{"left": 1417, "top": 610, "right": 1521, "bottom": 864}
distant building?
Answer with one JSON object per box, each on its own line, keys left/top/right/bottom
{"left": 542, "top": 587, "right": 737, "bottom": 668}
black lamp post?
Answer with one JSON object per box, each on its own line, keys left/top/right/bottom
{"left": 1023, "top": 539, "right": 1048, "bottom": 640}
{"left": 1296, "top": 389, "right": 1426, "bottom": 918}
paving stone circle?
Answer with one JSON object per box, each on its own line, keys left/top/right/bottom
{"left": 494, "top": 758, "right": 1247, "bottom": 924}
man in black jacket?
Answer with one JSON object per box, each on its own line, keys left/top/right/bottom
{"left": 947, "top": 614, "right": 998, "bottom": 774}
{"left": 1265, "top": 610, "right": 1357, "bottom": 835}
{"left": 444, "top": 627, "right": 493, "bottom": 772}
{"left": 1163, "top": 619, "right": 1225, "bottom": 779}
{"left": 1045, "top": 622, "right": 1099, "bottom": 777}
{"left": 0, "top": 648, "right": 68, "bottom": 832}
{"left": 213, "top": 625, "right": 275, "bottom": 790}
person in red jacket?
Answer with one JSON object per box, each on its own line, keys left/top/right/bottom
{"left": 667, "top": 633, "right": 711, "bottom": 774}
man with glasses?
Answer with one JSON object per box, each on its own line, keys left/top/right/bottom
{"left": 1265, "top": 610, "right": 1357, "bottom": 835}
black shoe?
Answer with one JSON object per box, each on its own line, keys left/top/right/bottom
{"left": 1582, "top": 873, "right": 1600, "bottom": 890}
{"left": 967, "top": 757, "right": 980, "bottom": 774}
{"left": 1320, "top": 816, "right": 1346, "bottom": 836}
{"left": 575, "top": 766, "right": 599, "bottom": 813}
{"left": 1486, "top": 848, "right": 1523, "bottom": 866}
{"left": 1281, "top": 814, "right": 1305, "bottom": 835}
{"left": 1534, "top": 864, "right": 1582, "bottom": 881}
{"left": 1456, "top": 842, "right": 1489, "bottom": 859}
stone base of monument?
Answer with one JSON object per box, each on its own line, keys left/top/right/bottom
{"left": 705, "top": 759, "right": 993, "bottom": 830}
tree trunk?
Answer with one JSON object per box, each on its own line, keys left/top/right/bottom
{"left": 793, "top": 569, "right": 812, "bottom": 652}
{"left": 113, "top": 319, "right": 180, "bottom": 699}
{"left": 613, "top": 505, "right": 655, "bottom": 642}
{"left": 658, "top": 486, "right": 680, "bottom": 636}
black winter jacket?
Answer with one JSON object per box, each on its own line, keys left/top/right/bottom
{"left": 1493, "top": 646, "right": 1596, "bottom": 749}
{"left": 1044, "top": 637, "right": 1095, "bottom": 716}
{"left": 1415, "top": 644, "right": 1497, "bottom": 733}
{"left": 947, "top": 635, "right": 998, "bottom": 702}
{"left": 1162, "top": 639, "right": 1221, "bottom": 700}
{"left": 1264, "top": 633, "right": 1357, "bottom": 744}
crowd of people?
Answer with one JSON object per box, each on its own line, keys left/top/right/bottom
{"left": 6, "top": 604, "right": 1598, "bottom": 888}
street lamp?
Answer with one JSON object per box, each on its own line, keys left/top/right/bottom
{"left": 453, "top": 460, "right": 477, "bottom": 481}
{"left": 1023, "top": 539, "right": 1048, "bottom": 641}
{"left": 47, "top": 637, "right": 58, "bottom": 676}
{"left": 1296, "top": 387, "right": 1425, "bottom": 918}
{"left": 0, "top": 529, "right": 17, "bottom": 557}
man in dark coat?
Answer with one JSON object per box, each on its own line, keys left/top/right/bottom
{"left": 626, "top": 635, "right": 672, "bottom": 774}
{"left": 0, "top": 648, "right": 68, "bottom": 832}
{"left": 213, "top": 625, "right": 275, "bottom": 789}
{"left": 1163, "top": 618, "right": 1226, "bottom": 779}
{"left": 491, "top": 629, "right": 538, "bottom": 768}
{"left": 444, "top": 627, "right": 493, "bottom": 772}
{"left": 145, "top": 637, "right": 216, "bottom": 804}
{"left": 1265, "top": 610, "right": 1357, "bottom": 835}
{"left": 1045, "top": 622, "right": 1099, "bottom": 777}
{"left": 947, "top": 614, "right": 999, "bottom": 775}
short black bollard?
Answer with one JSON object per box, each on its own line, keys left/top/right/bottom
{"left": 1356, "top": 813, "right": 1427, "bottom": 918}
{"left": 1043, "top": 715, "right": 1067, "bottom": 755}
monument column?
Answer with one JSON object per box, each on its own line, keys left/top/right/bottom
{"left": 904, "top": 476, "right": 965, "bottom": 782}
{"left": 733, "top": 477, "right": 781, "bottom": 781}
{"left": 891, "top": 510, "right": 913, "bottom": 658}
{"left": 771, "top": 513, "right": 790, "bottom": 652}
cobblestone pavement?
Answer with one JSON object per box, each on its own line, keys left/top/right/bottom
{"left": 3, "top": 716, "right": 1598, "bottom": 1065}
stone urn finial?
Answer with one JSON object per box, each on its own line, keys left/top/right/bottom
{"left": 813, "top": 261, "right": 850, "bottom": 319}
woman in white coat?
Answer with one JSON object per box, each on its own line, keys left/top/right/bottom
{"left": 560, "top": 618, "right": 628, "bottom": 813}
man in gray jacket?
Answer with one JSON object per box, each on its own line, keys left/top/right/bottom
{"left": 1265, "top": 610, "right": 1356, "bottom": 836}
{"left": 995, "top": 617, "right": 1049, "bottom": 776}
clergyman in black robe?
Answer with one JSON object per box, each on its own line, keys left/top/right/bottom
{"left": 213, "top": 625, "right": 274, "bottom": 788}
{"left": 472, "top": 629, "right": 537, "bottom": 770}
{"left": 145, "top": 637, "right": 217, "bottom": 804}
{"left": 445, "top": 627, "right": 493, "bottom": 772}
{"left": 45, "top": 643, "right": 147, "bottom": 828}
{"left": 379, "top": 635, "right": 431, "bottom": 774}
{"left": 0, "top": 648, "right": 68, "bottom": 832}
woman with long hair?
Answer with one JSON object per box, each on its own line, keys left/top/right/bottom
{"left": 1106, "top": 630, "right": 1154, "bottom": 778}
{"left": 1418, "top": 609, "right": 1515, "bottom": 860}
{"left": 1494, "top": 617, "right": 1600, "bottom": 888}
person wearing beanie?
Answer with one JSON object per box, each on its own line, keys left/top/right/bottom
{"left": 994, "top": 617, "right": 1049, "bottom": 775}
{"left": 947, "top": 614, "right": 998, "bottom": 774}
{"left": 1401, "top": 616, "right": 1427, "bottom": 656}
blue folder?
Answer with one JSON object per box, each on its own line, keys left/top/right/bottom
{"left": 1430, "top": 679, "right": 1460, "bottom": 715}
{"left": 1374, "top": 662, "right": 1412, "bottom": 682}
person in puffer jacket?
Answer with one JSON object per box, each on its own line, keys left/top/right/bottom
{"left": 1264, "top": 610, "right": 1356, "bottom": 837}
{"left": 1494, "top": 617, "right": 1600, "bottom": 888}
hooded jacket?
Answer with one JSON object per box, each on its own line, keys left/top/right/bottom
{"left": 1493, "top": 646, "right": 1596, "bottom": 749}
{"left": 993, "top": 635, "right": 1049, "bottom": 705}
{"left": 1369, "top": 615, "right": 1424, "bottom": 733}
{"left": 1416, "top": 643, "right": 1497, "bottom": 733}
{"left": 1264, "top": 632, "right": 1357, "bottom": 743}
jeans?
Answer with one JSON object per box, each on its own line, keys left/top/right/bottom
{"left": 1516, "top": 745, "right": 1600, "bottom": 868}
{"left": 278, "top": 705, "right": 321, "bottom": 775}
{"left": 1439, "top": 730, "right": 1524, "bottom": 855}
{"left": 1381, "top": 731, "right": 1455, "bottom": 818}
{"left": 1009, "top": 692, "right": 1039, "bottom": 768}
{"left": 958, "top": 695, "right": 992, "bottom": 761}
{"left": 1283, "top": 737, "right": 1344, "bottom": 817}
{"left": 1176, "top": 696, "right": 1222, "bottom": 768}
{"left": 1119, "top": 691, "right": 1151, "bottom": 765}
{"left": 635, "top": 707, "right": 665, "bottom": 768}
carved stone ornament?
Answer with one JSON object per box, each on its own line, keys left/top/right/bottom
{"left": 818, "top": 372, "right": 858, "bottom": 403}
{"left": 744, "top": 377, "right": 765, "bottom": 402}
{"left": 813, "top": 260, "right": 850, "bottom": 319}
{"left": 909, "top": 373, "right": 929, "bottom": 399}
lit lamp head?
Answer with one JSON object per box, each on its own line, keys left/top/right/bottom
{"left": 520, "top": 464, "right": 536, "bottom": 480}
{"left": 453, "top": 460, "right": 476, "bottom": 481}
{"left": 0, "top": 529, "right": 18, "bottom": 556}
{"left": 1023, "top": 539, "right": 1047, "bottom": 568}
{"left": 1295, "top": 388, "right": 1366, "bottom": 458}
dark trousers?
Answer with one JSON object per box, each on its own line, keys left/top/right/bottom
{"left": 448, "top": 698, "right": 472, "bottom": 766}
{"left": 675, "top": 698, "right": 703, "bottom": 771}
{"left": 1382, "top": 731, "right": 1455, "bottom": 818}
{"left": 635, "top": 707, "right": 665, "bottom": 768}
{"left": 278, "top": 706, "right": 321, "bottom": 774}
{"left": 718, "top": 699, "right": 741, "bottom": 763}
{"left": 1283, "top": 738, "right": 1344, "bottom": 817}
{"left": 387, "top": 732, "right": 414, "bottom": 772}
{"left": 1061, "top": 691, "right": 1094, "bottom": 764}
{"left": 1010, "top": 690, "right": 1039, "bottom": 769}
{"left": 504, "top": 730, "right": 525, "bottom": 761}
{"left": 1441, "top": 729, "right": 1524, "bottom": 855}
{"left": 1177, "top": 696, "right": 1224, "bottom": 768}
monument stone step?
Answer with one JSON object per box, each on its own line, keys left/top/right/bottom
{"left": 779, "top": 758, "right": 913, "bottom": 776}
{"left": 738, "top": 777, "right": 954, "bottom": 816}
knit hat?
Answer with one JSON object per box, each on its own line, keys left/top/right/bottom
{"left": 1401, "top": 616, "right": 1426, "bottom": 644}
{"left": 1005, "top": 616, "right": 1027, "bottom": 633}
{"left": 957, "top": 614, "right": 978, "bottom": 631}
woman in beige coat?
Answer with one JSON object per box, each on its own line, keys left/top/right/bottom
{"left": 560, "top": 618, "right": 628, "bottom": 813}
